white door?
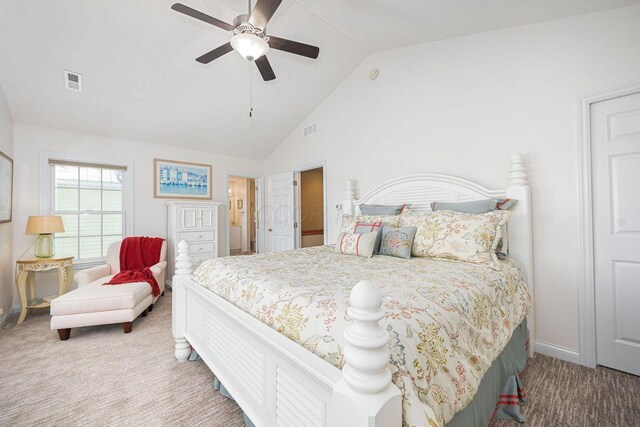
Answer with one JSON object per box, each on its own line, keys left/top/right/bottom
{"left": 266, "top": 172, "right": 295, "bottom": 253}
{"left": 592, "top": 91, "right": 640, "bottom": 376}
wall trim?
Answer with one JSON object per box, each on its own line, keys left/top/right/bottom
{"left": 577, "top": 79, "right": 640, "bottom": 368}
{"left": 535, "top": 341, "right": 581, "bottom": 365}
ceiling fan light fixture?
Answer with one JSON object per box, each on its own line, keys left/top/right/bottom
{"left": 230, "top": 33, "right": 269, "bottom": 62}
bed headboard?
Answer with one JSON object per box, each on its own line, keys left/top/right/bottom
{"left": 342, "top": 153, "right": 535, "bottom": 356}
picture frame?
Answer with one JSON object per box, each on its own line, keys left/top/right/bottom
{"left": 237, "top": 199, "right": 243, "bottom": 209}
{"left": 154, "top": 159, "right": 213, "bottom": 200}
{"left": 0, "top": 149, "right": 13, "bottom": 223}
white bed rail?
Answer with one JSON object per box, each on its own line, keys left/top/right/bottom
{"left": 172, "top": 241, "right": 401, "bottom": 427}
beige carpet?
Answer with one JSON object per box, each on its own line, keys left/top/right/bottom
{"left": 0, "top": 291, "right": 244, "bottom": 427}
{"left": 1, "top": 292, "right": 638, "bottom": 427}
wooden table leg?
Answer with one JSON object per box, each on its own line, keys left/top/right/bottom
{"left": 64, "top": 266, "right": 73, "bottom": 294}
{"left": 26, "top": 272, "right": 36, "bottom": 303}
{"left": 16, "top": 271, "right": 29, "bottom": 324}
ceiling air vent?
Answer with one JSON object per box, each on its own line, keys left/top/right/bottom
{"left": 64, "top": 70, "right": 82, "bottom": 92}
{"left": 303, "top": 123, "right": 318, "bottom": 137}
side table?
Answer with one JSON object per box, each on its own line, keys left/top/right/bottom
{"left": 16, "top": 256, "right": 74, "bottom": 324}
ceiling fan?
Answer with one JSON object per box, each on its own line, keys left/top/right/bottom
{"left": 172, "top": 0, "right": 320, "bottom": 81}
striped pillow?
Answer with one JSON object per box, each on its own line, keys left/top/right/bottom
{"left": 334, "top": 231, "right": 378, "bottom": 258}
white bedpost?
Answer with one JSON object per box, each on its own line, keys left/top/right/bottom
{"left": 172, "top": 240, "right": 194, "bottom": 362}
{"left": 331, "top": 280, "right": 402, "bottom": 427}
{"left": 506, "top": 153, "right": 535, "bottom": 357}
{"left": 343, "top": 178, "right": 357, "bottom": 216}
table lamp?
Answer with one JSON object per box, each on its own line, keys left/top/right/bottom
{"left": 25, "top": 216, "right": 65, "bottom": 258}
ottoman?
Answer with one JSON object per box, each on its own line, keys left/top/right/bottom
{"left": 50, "top": 280, "right": 153, "bottom": 341}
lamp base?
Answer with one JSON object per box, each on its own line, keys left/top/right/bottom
{"left": 35, "top": 234, "right": 55, "bottom": 259}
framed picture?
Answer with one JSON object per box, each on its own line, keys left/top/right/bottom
{"left": 0, "top": 149, "right": 12, "bottom": 223}
{"left": 237, "top": 199, "right": 243, "bottom": 209}
{"left": 154, "top": 159, "right": 212, "bottom": 200}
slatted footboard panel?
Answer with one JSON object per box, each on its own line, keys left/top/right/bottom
{"left": 183, "top": 282, "right": 338, "bottom": 427}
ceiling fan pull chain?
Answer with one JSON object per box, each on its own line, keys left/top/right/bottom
{"left": 249, "top": 71, "right": 254, "bottom": 118}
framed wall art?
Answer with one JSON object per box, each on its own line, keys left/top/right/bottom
{"left": 154, "top": 159, "right": 212, "bottom": 200}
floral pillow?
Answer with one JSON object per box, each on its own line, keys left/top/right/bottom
{"left": 422, "top": 210, "right": 511, "bottom": 269}
{"left": 340, "top": 214, "right": 400, "bottom": 234}
{"left": 398, "top": 210, "right": 433, "bottom": 257}
{"left": 378, "top": 225, "right": 417, "bottom": 259}
{"left": 334, "top": 231, "right": 378, "bottom": 258}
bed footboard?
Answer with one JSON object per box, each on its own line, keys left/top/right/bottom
{"left": 171, "top": 241, "right": 402, "bottom": 427}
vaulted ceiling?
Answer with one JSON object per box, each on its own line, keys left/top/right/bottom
{"left": 1, "top": 0, "right": 638, "bottom": 159}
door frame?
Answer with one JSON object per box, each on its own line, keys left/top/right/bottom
{"left": 577, "top": 80, "right": 640, "bottom": 368}
{"left": 225, "top": 171, "right": 264, "bottom": 257}
{"left": 293, "top": 160, "right": 328, "bottom": 249}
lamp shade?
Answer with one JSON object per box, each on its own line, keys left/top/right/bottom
{"left": 25, "top": 216, "right": 65, "bottom": 235}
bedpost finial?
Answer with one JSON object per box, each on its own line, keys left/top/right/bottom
{"left": 175, "top": 240, "right": 194, "bottom": 278}
{"left": 342, "top": 280, "right": 392, "bottom": 394}
{"left": 346, "top": 178, "right": 357, "bottom": 201}
{"left": 509, "top": 153, "right": 528, "bottom": 186}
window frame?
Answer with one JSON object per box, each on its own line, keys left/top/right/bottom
{"left": 40, "top": 152, "right": 135, "bottom": 268}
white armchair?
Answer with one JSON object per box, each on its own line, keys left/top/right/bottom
{"left": 74, "top": 240, "right": 167, "bottom": 302}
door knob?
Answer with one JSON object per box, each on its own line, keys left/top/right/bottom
{"left": 268, "top": 228, "right": 272, "bottom": 232}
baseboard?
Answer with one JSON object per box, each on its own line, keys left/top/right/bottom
{"left": 535, "top": 341, "right": 581, "bottom": 364}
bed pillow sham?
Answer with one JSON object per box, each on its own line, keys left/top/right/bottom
{"left": 398, "top": 210, "right": 433, "bottom": 257}
{"left": 421, "top": 210, "right": 511, "bottom": 269}
{"left": 431, "top": 198, "right": 516, "bottom": 255}
{"left": 334, "top": 231, "right": 378, "bottom": 258}
{"left": 340, "top": 214, "right": 400, "bottom": 234}
{"left": 359, "top": 204, "right": 410, "bottom": 215}
{"left": 378, "top": 225, "right": 417, "bottom": 259}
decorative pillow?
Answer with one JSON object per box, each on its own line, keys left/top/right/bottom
{"left": 340, "top": 214, "right": 400, "bottom": 234}
{"left": 359, "top": 204, "right": 410, "bottom": 215}
{"left": 378, "top": 225, "right": 417, "bottom": 259}
{"left": 354, "top": 222, "right": 383, "bottom": 253}
{"left": 431, "top": 199, "right": 517, "bottom": 255}
{"left": 422, "top": 210, "right": 511, "bottom": 269}
{"left": 334, "top": 231, "right": 378, "bottom": 258}
{"left": 398, "top": 210, "right": 433, "bottom": 257}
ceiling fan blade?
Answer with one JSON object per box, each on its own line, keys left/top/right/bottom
{"left": 171, "top": 3, "right": 234, "bottom": 31}
{"left": 255, "top": 56, "right": 276, "bottom": 81}
{"left": 196, "top": 42, "right": 234, "bottom": 64}
{"left": 249, "top": 0, "right": 282, "bottom": 30}
{"left": 268, "top": 36, "right": 319, "bottom": 59}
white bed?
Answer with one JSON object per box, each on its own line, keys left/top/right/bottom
{"left": 171, "top": 153, "right": 534, "bottom": 427}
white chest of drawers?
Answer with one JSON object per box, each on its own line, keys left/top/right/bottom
{"left": 166, "top": 201, "right": 221, "bottom": 286}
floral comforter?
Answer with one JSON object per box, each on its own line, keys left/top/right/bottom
{"left": 194, "top": 246, "right": 531, "bottom": 427}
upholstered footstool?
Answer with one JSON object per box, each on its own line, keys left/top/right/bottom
{"left": 50, "top": 281, "right": 153, "bottom": 340}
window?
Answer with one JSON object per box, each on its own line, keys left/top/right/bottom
{"left": 48, "top": 159, "right": 130, "bottom": 263}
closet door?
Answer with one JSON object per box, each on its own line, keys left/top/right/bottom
{"left": 592, "top": 91, "right": 640, "bottom": 376}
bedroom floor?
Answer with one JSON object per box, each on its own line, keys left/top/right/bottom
{"left": 1, "top": 293, "right": 638, "bottom": 427}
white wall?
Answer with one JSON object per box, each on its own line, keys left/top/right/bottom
{"left": 12, "top": 123, "right": 262, "bottom": 302}
{"left": 0, "top": 84, "right": 14, "bottom": 319}
{"left": 264, "top": 6, "right": 640, "bottom": 356}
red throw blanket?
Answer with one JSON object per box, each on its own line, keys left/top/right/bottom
{"left": 105, "top": 237, "right": 164, "bottom": 297}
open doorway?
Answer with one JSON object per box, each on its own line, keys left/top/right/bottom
{"left": 297, "top": 166, "right": 325, "bottom": 248}
{"left": 228, "top": 176, "right": 258, "bottom": 256}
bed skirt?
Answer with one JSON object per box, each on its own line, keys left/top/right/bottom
{"left": 198, "top": 319, "right": 528, "bottom": 427}
{"left": 446, "top": 318, "right": 528, "bottom": 427}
